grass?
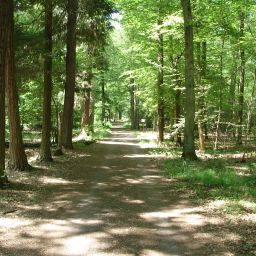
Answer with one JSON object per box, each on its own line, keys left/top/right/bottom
{"left": 23, "top": 131, "right": 41, "bottom": 141}
{"left": 92, "top": 126, "right": 111, "bottom": 140}
{"left": 145, "top": 142, "right": 256, "bottom": 214}
{"left": 163, "top": 158, "right": 256, "bottom": 214}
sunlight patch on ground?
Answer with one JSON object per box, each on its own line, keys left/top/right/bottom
{"left": 140, "top": 208, "right": 205, "bottom": 226}
{"left": 122, "top": 196, "right": 145, "bottom": 204}
{"left": 100, "top": 141, "right": 139, "bottom": 146}
{"left": 207, "top": 200, "right": 256, "bottom": 220}
{"left": 109, "top": 137, "right": 140, "bottom": 141}
{"left": 69, "top": 218, "right": 103, "bottom": 225}
{"left": 39, "top": 176, "right": 76, "bottom": 185}
{"left": 142, "top": 249, "right": 178, "bottom": 256}
{"left": 126, "top": 178, "right": 145, "bottom": 184}
{"left": 40, "top": 221, "right": 76, "bottom": 238}
{"left": 123, "top": 153, "right": 158, "bottom": 159}
{"left": 111, "top": 131, "right": 133, "bottom": 136}
{"left": 0, "top": 217, "right": 32, "bottom": 228}
{"left": 48, "top": 236, "right": 96, "bottom": 256}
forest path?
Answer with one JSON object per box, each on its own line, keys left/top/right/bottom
{"left": 0, "top": 125, "right": 214, "bottom": 256}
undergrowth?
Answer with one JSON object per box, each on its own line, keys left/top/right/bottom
{"left": 146, "top": 143, "right": 256, "bottom": 215}
{"left": 163, "top": 158, "right": 256, "bottom": 214}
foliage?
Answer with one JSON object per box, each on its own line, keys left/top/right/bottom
{"left": 163, "top": 157, "right": 256, "bottom": 214}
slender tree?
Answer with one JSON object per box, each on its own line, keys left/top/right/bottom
{"left": 0, "top": 0, "right": 8, "bottom": 180}
{"left": 39, "top": 0, "right": 53, "bottom": 161}
{"left": 6, "top": 0, "right": 29, "bottom": 171}
{"left": 157, "top": 9, "right": 164, "bottom": 143}
{"left": 196, "top": 42, "right": 205, "bottom": 153}
{"left": 81, "top": 70, "right": 93, "bottom": 134}
{"left": 181, "top": 0, "right": 197, "bottom": 160}
{"left": 62, "top": 0, "right": 78, "bottom": 149}
{"left": 101, "top": 73, "right": 106, "bottom": 125}
{"left": 237, "top": 11, "right": 245, "bottom": 145}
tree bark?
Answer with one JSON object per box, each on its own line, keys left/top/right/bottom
{"left": 101, "top": 73, "right": 106, "bottom": 125}
{"left": 196, "top": 42, "right": 205, "bottom": 153}
{"left": 39, "top": 0, "right": 53, "bottom": 162}
{"left": 157, "top": 17, "right": 164, "bottom": 143}
{"left": 62, "top": 0, "right": 78, "bottom": 149}
{"left": 214, "top": 38, "right": 225, "bottom": 150}
{"left": 6, "top": 0, "right": 29, "bottom": 171}
{"left": 0, "top": 0, "right": 8, "bottom": 178}
{"left": 82, "top": 87, "right": 91, "bottom": 133}
{"left": 175, "top": 88, "right": 182, "bottom": 146}
{"left": 181, "top": 0, "right": 197, "bottom": 160}
{"left": 130, "top": 77, "right": 136, "bottom": 129}
{"left": 202, "top": 41, "right": 208, "bottom": 139}
{"left": 237, "top": 11, "right": 245, "bottom": 145}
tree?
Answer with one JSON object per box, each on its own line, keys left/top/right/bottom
{"left": 237, "top": 11, "right": 245, "bottom": 145}
{"left": 61, "top": 0, "right": 78, "bottom": 149}
{"left": 6, "top": 0, "right": 30, "bottom": 171}
{"left": 0, "top": 0, "right": 8, "bottom": 182}
{"left": 181, "top": 0, "right": 197, "bottom": 160}
{"left": 157, "top": 9, "right": 164, "bottom": 143}
{"left": 39, "top": 0, "right": 53, "bottom": 161}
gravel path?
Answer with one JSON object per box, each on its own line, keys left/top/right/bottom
{"left": 0, "top": 126, "right": 214, "bottom": 256}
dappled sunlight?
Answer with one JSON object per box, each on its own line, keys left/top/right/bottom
{"left": 142, "top": 249, "right": 176, "bottom": 256}
{"left": 39, "top": 176, "right": 79, "bottom": 185}
{"left": 0, "top": 126, "right": 248, "bottom": 256}
{"left": 0, "top": 217, "right": 32, "bottom": 228}
{"left": 123, "top": 153, "right": 158, "bottom": 159}
{"left": 140, "top": 207, "right": 205, "bottom": 226}
{"left": 100, "top": 140, "right": 139, "bottom": 146}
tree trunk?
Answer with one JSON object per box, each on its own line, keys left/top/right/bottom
{"left": 0, "top": 0, "right": 8, "bottom": 178}
{"left": 6, "top": 0, "right": 29, "bottom": 171}
{"left": 181, "top": 0, "right": 197, "bottom": 160}
{"left": 101, "top": 73, "right": 106, "bottom": 125}
{"left": 39, "top": 0, "right": 53, "bottom": 162}
{"left": 81, "top": 69, "right": 93, "bottom": 135}
{"left": 157, "top": 16, "right": 164, "bottom": 143}
{"left": 246, "top": 68, "right": 256, "bottom": 136}
{"left": 82, "top": 87, "right": 91, "bottom": 134}
{"left": 237, "top": 11, "right": 245, "bottom": 145}
{"left": 175, "top": 88, "right": 182, "bottom": 146}
{"left": 196, "top": 42, "right": 205, "bottom": 153}
{"left": 135, "top": 85, "right": 140, "bottom": 130}
{"left": 214, "top": 38, "right": 225, "bottom": 150}
{"left": 62, "top": 0, "right": 78, "bottom": 149}
{"left": 202, "top": 41, "right": 208, "bottom": 139}
{"left": 130, "top": 77, "right": 136, "bottom": 129}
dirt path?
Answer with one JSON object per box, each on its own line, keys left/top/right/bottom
{"left": 0, "top": 126, "right": 222, "bottom": 256}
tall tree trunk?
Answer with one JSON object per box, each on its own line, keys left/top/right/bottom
{"left": 101, "top": 73, "right": 106, "bottom": 125}
{"left": 229, "top": 62, "right": 237, "bottom": 128}
{"left": 39, "top": 0, "right": 53, "bottom": 162}
{"left": 82, "top": 86, "right": 91, "bottom": 134}
{"left": 6, "top": 0, "right": 29, "bottom": 171}
{"left": 214, "top": 38, "right": 225, "bottom": 150}
{"left": 0, "top": 0, "right": 8, "bottom": 179}
{"left": 196, "top": 42, "right": 205, "bottom": 153}
{"left": 175, "top": 88, "right": 182, "bottom": 146}
{"left": 130, "top": 77, "right": 136, "bottom": 129}
{"left": 237, "top": 11, "right": 245, "bottom": 145}
{"left": 157, "top": 16, "right": 164, "bottom": 143}
{"left": 81, "top": 69, "right": 92, "bottom": 135}
{"left": 62, "top": 0, "right": 78, "bottom": 149}
{"left": 135, "top": 84, "right": 140, "bottom": 130}
{"left": 201, "top": 41, "right": 208, "bottom": 139}
{"left": 181, "top": 0, "right": 197, "bottom": 160}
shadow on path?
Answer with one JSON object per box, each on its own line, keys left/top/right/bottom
{"left": 0, "top": 126, "right": 235, "bottom": 256}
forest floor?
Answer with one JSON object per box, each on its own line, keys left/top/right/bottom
{"left": 0, "top": 124, "right": 255, "bottom": 256}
